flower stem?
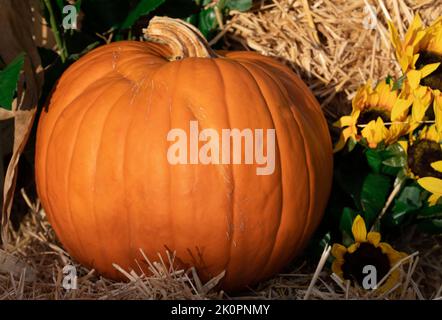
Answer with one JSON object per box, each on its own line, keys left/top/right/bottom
{"left": 43, "top": 0, "right": 67, "bottom": 63}
{"left": 370, "top": 176, "right": 406, "bottom": 232}
{"left": 357, "top": 120, "right": 436, "bottom": 128}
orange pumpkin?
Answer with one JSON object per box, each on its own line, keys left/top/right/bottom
{"left": 35, "top": 17, "right": 333, "bottom": 291}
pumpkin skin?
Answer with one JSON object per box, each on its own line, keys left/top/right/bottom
{"left": 35, "top": 20, "right": 332, "bottom": 291}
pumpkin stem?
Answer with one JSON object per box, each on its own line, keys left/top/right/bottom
{"left": 143, "top": 16, "right": 218, "bottom": 60}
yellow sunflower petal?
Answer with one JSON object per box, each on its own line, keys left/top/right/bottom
{"left": 426, "top": 18, "right": 442, "bottom": 54}
{"left": 417, "top": 177, "right": 442, "bottom": 194}
{"left": 419, "top": 125, "right": 441, "bottom": 142}
{"left": 388, "top": 20, "right": 402, "bottom": 51}
{"left": 334, "top": 116, "right": 351, "bottom": 128}
{"left": 420, "top": 62, "right": 441, "bottom": 78}
{"left": 379, "top": 269, "right": 402, "bottom": 293}
{"left": 361, "top": 118, "right": 389, "bottom": 148}
{"left": 411, "top": 93, "right": 430, "bottom": 124}
{"left": 404, "top": 14, "right": 423, "bottom": 45}
{"left": 367, "top": 232, "right": 381, "bottom": 246}
{"left": 385, "top": 122, "right": 409, "bottom": 145}
{"left": 433, "top": 92, "right": 442, "bottom": 133}
{"left": 428, "top": 193, "right": 441, "bottom": 206}
{"left": 380, "top": 242, "right": 407, "bottom": 262}
{"left": 331, "top": 243, "right": 347, "bottom": 260}
{"left": 376, "top": 81, "right": 397, "bottom": 108}
{"left": 352, "top": 83, "right": 371, "bottom": 110}
{"left": 347, "top": 243, "right": 360, "bottom": 254}
{"left": 407, "top": 70, "right": 422, "bottom": 90}
{"left": 399, "top": 55, "right": 412, "bottom": 74}
{"left": 378, "top": 241, "right": 392, "bottom": 252}
{"left": 397, "top": 140, "right": 408, "bottom": 153}
{"left": 351, "top": 215, "right": 367, "bottom": 243}
{"left": 431, "top": 161, "right": 442, "bottom": 172}
{"left": 333, "top": 127, "right": 354, "bottom": 153}
{"left": 331, "top": 259, "right": 344, "bottom": 279}
{"left": 367, "top": 92, "right": 380, "bottom": 108}
{"left": 377, "top": 244, "right": 406, "bottom": 277}
{"left": 391, "top": 97, "right": 413, "bottom": 121}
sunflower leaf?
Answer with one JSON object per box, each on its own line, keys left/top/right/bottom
{"left": 365, "top": 149, "right": 382, "bottom": 173}
{"left": 360, "top": 173, "right": 391, "bottom": 228}
{"left": 339, "top": 207, "right": 357, "bottom": 236}
{"left": 416, "top": 204, "right": 442, "bottom": 219}
{"left": 365, "top": 143, "right": 406, "bottom": 175}
{"left": 389, "top": 185, "right": 422, "bottom": 226}
{"left": 382, "top": 155, "right": 406, "bottom": 168}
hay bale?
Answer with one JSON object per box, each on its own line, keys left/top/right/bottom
{"left": 223, "top": 0, "right": 442, "bottom": 124}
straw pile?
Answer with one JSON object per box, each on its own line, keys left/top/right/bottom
{"left": 0, "top": 192, "right": 441, "bottom": 299}
{"left": 1, "top": 0, "right": 442, "bottom": 299}
{"left": 221, "top": 0, "right": 442, "bottom": 128}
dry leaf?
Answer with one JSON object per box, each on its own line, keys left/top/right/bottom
{"left": 0, "top": 249, "right": 37, "bottom": 282}
{"left": 0, "top": 0, "right": 43, "bottom": 244}
{"left": 29, "top": 0, "right": 57, "bottom": 50}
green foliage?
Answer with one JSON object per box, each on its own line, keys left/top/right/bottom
{"left": 43, "top": 0, "right": 250, "bottom": 58}
{"left": 0, "top": 53, "right": 25, "bottom": 110}
{"left": 339, "top": 207, "right": 357, "bottom": 245}
{"left": 187, "top": 0, "right": 252, "bottom": 38}
{"left": 365, "top": 143, "right": 406, "bottom": 176}
{"left": 388, "top": 185, "right": 422, "bottom": 225}
{"left": 360, "top": 173, "right": 391, "bottom": 227}
{"left": 119, "top": 0, "right": 165, "bottom": 30}
{"left": 38, "top": 0, "right": 252, "bottom": 113}
{"left": 313, "top": 136, "right": 441, "bottom": 252}
{"left": 225, "top": 0, "right": 253, "bottom": 11}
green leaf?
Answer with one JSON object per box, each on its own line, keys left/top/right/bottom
{"left": 120, "top": 0, "right": 165, "bottom": 30}
{"left": 347, "top": 137, "right": 357, "bottom": 152}
{"left": 382, "top": 143, "right": 406, "bottom": 173}
{"left": 360, "top": 173, "right": 391, "bottom": 227}
{"left": 225, "top": 0, "right": 253, "bottom": 11}
{"left": 75, "top": 0, "right": 82, "bottom": 11}
{"left": 416, "top": 204, "right": 442, "bottom": 219}
{"left": 197, "top": 7, "right": 218, "bottom": 38}
{"left": 55, "top": 0, "right": 65, "bottom": 11}
{"left": 339, "top": 207, "right": 357, "bottom": 237}
{"left": 397, "top": 185, "right": 422, "bottom": 208}
{"left": 0, "top": 53, "right": 25, "bottom": 110}
{"left": 382, "top": 155, "right": 406, "bottom": 167}
{"left": 365, "top": 143, "right": 406, "bottom": 175}
{"left": 389, "top": 185, "right": 422, "bottom": 226}
{"left": 365, "top": 149, "right": 382, "bottom": 173}
{"left": 393, "top": 75, "right": 406, "bottom": 90}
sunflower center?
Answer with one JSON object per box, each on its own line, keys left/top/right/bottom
{"left": 341, "top": 242, "right": 390, "bottom": 288}
{"left": 415, "top": 50, "right": 442, "bottom": 91}
{"left": 407, "top": 139, "right": 442, "bottom": 178}
{"left": 357, "top": 108, "right": 390, "bottom": 126}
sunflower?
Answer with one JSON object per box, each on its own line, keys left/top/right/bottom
{"left": 389, "top": 14, "right": 442, "bottom": 92}
{"left": 334, "top": 80, "right": 413, "bottom": 151}
{"left": 418, "top": 161, "right": 442, "bottom": 205}
{"left": 434, "top": 90, "right": 442, "bottom": 132}
{"left": 398, "top": 125, "right": 442, "bottom": 180}
{"left": 331, "top": 215, "right": 407, "bottom": 293}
